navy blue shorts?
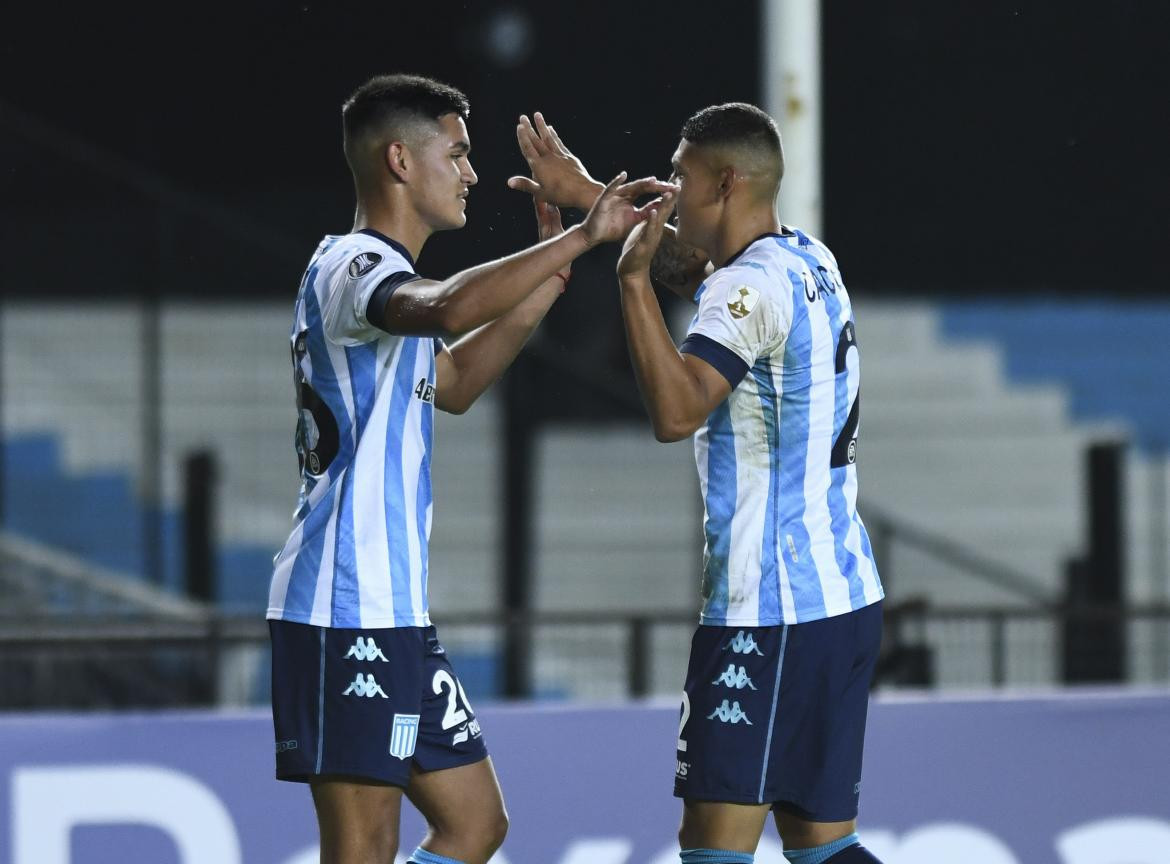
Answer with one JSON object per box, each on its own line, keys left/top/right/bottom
{"left": 673, "top": 602, "right": 882, "bottom": 821}
{"left": 269, "top": 620, "right": 488, "bottom": 787}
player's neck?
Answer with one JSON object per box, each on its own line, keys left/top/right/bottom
{"left": 352, "top": 201, "right": 430, "bottom": 263}
{"left": 711, "top": 209, "right": 781, "bottom": 268}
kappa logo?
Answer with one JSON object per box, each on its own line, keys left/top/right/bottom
{"left": 345, "top": 636, "right": 389, "bottom": 662}
{"left": 712, "top": 663, "right": 758, "bottom": 690}
{"left": 708, "top": 699, "right": 752, "bottom": 725}
{"left": 348, "top": 251, "right": 383, "bottom": 278}
{"left": 727, "top": 284, "right": 760, "bottom": 320}
{"left": 723, "top": 631, "right": 765, "bottom": 656}
{"left": 343, "top": 673, "right": 388, "bottom": 698}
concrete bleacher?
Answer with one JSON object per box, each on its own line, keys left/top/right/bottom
{"left": 939, "top": 302, "right": 1170, "bottom": 451}
{"left": 3, "top": 298, "right": 1167, "bottom": 694}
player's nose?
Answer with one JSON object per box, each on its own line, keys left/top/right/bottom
{"left": 464, "top": 161, "right": 479, "bottom": 187}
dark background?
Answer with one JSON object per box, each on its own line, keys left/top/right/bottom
{"left": 2, "top": 1, "right": 1167, "bottom": 309}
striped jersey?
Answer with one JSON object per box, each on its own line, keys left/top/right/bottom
{"left": 267, "top": 229, "right": 437, "bottom": 629}
{"left": 679, "top": 229, "right": 884, "bottom": 626}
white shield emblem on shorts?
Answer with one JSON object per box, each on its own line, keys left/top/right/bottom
{"left": 389, "top": 714, "right": 420, "bottom": 760}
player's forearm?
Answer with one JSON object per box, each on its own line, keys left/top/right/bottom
{"left": 434, "top": 227, "right": 590, "bottom": 335}
{"left": 437, "top": 279, "right": 561, "bottom": 414}
{"left": 619, "top": 275, "right": 707, "bottom": 442}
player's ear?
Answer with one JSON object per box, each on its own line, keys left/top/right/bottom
{"left": 384, "top": 141, "right": 410, "bottom": 183}
{"left": 717, "top": 166, "right": 737, "bottom": 200}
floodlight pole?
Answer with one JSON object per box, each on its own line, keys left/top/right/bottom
{"left": 763, "top": 0, "right": 823, "bottom": 238}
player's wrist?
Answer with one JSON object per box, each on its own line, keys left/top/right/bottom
{"left": 577, "top": 178, "right": 606, "bottom": 210}
{"left": 618, "top": 270, "right": 653, "bottom": 291}
{"left": 570, "top": 222, "right": 601, "bottom": 251}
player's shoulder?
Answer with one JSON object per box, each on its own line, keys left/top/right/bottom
{"left": 316, "top": 229, "right": 416, "bottom": 281}
{"left": 780, "top": 227, "right": 842, "bottom": 274}
{"left": 699, "top": 234, "right": 794, "bottom": 315}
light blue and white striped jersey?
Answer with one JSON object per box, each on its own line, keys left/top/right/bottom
{"left": 267, "top": 229, "right": 437, "bottom": 629}
{"left": 679, "top": 229, "right": 884, "bottom": 627}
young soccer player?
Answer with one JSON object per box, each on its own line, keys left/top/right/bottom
{"left": 511, "top": 106, "right": 886, "bottom": 864}
{"left": 266, "top": 74, "right": 673, "bottom": 864}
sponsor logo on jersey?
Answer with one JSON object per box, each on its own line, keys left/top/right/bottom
{"left": 452, "top": 717, "right": 482, "bottom": 746}
{"left": 727, "top": 284, "right": 760, "bottom": 320}
{"left": 712, "top": 663, "right": 758, "bottom": 690}
{"left": 707, "top": 699, "right": 752, "bottom": 725}
{"left": 389, "top": 714, "right": 421, "bottom": 760}
{"left": 723, "top": 631, "right": 765, "bottom": 656}
{"left": 847, "top": 438, "right": 857, "bottom": 464}
{"left": 675, "top": 759, "right": 690, "bottom": 778}
{"left": 414, "top": 378, "right": 435, "bottom": 404}
{"left": 349, "top": 252, "right": 383, "bottom": 278}
{"left": 275, "top": 739, "right": 298, "bottom": 754}
{"left": 344, "top": 636, "right": 389, "bottom": 662}
{"left": 342, "top": 673, "right": 388, "bottom": 698}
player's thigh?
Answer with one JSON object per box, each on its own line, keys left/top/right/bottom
{"left": 408, "top": 630, "right": 504, "bottom": 845}
{"left": 679, "top": 799, "right": 772, "bottom": 853}
{"left": 406, "top": 757, "right": 507, "bottom": 842}
{"left": 311, "top": 777, "right": 404, "bottom": 858}
{"left": 772, "top": 810, "right": 857, "bottom": 850}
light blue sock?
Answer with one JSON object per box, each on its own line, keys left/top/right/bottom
{"left": 783, "top": 832, "right": 860, "bottom": 864}
{"left": 680, "top": 849, "right": 754, "bottom": 864}
{"left": 408, "top": 848, "right": 466, "bottom": 864}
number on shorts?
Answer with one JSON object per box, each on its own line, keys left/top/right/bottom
{"left": 432, "top": 670, "right": 472, "bottom": 730}
{"left": 677, "top": 691, "right": 691, "bottom": 753}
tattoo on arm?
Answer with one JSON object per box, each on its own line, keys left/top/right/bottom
{"left": 649, "top": 229, "right": 708, "bottom": 291}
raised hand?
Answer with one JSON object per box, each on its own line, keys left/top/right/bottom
{"left": 507, "top": 112, "right": 600, "bottom": 209}
{"left": 618, "top": 191, "right": 677, "bottom": 278}
{"left": 580, "top": 173, "right": 680, "bottom": 248}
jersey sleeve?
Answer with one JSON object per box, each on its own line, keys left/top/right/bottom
{"left": 680, "top": 266, "right": 792, "bottom": 388}
{"left": 321, "top": 248, "right": 419, "bottom": 346}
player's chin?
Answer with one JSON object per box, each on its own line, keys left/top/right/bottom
{"left": 435, "top": 210, "right": 468, "bottom": 232}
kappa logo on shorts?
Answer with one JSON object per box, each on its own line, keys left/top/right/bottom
{"left": 389, "top": 713, "right": 421, "bottom": 760}
{"left": 712, "top": 663, "right": 758, "bottom": 690}
{"left": 344, "top": 636, "right": 389, "bottom": 662}
{"left": 342, "top": 673, "right": 387, "bottom": 698}
{"left": 708, "top": 699, "right": 753, "bottom": 725}
{"left": 348, "top": 251, "right": 383, "bottom": 278}
{"left": 723, "top": 631, "right": 765, "bottom": 656}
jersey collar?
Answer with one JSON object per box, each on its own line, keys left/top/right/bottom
{"left": 722, "top": 228, "right": 795, "bottom": 268}
{"left": 357, "top": 228, "right": 417, "bottom": 270}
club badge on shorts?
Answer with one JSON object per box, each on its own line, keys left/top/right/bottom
{"left": 389, "top": 713, "right": 420, "bottom": 760}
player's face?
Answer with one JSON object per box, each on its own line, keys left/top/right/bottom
{"left": 669, "top": 140, "right": 720, "bottom": 251}
{"left": 411, "top": 113, "right": 478, "bottom": 231}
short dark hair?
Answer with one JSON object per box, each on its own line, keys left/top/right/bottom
{"left": 342, "top": 73, "right": 470, "bottom": 147}
{"left": 681, "top": 102, "right": 782, "bottom": 158}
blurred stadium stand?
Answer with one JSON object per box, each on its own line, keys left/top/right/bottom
{"left": 2, "top": 296, "right": 1168, "bottom": 706}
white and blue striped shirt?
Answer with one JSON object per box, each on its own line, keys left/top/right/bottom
{"left": 680, "top": 229, "right": 884, "bottom": 626}
{"left": 267, "top": 230, "right": 437, "bottom": 629}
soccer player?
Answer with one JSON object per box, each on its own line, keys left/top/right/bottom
{"left": 265, "top": 74, "right": 673, "bottom": 864}
{"left": 510, "top": 107, "right": 885, "bottom": 864}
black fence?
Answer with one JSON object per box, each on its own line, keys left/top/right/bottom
{"left": 2, "top": 604, "right": 1168, "bottom": 710}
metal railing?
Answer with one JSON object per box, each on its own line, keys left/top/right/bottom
{"left": 2, "top": 604, "right": 1169, "bottom": 709}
